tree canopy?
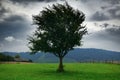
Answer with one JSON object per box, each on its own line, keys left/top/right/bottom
{"left": 28, "top": 2, "right": 87, "bottom": 72}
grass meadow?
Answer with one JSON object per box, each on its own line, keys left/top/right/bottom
{"left": 0, "top": 63, "right": 120, "bottom": 80}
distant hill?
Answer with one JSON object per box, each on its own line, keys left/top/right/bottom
{"left": 2, "top": 48, "right": 120, "bottom": 63}
{"left": 0, "top": 53, "right": 14, "bottom": 61}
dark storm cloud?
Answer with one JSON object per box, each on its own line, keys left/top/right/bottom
{"left": 91, "top": 5, "right": 120, "bottom": 21}
{"left": 80, "top": 0, "right": 89, "bottom": 3}
{"left": 101, "top": 6, "right": 108, "bottom": 10}
{"left": 0, "top": 0, "right": 120, "bottom": 51}
{"left": 95, "top": 23, "right": 109, "bottom": 28}
{"left": 94, "top": 23, "right": 120, "bottom": 42}
{"left": 0, "top": 14, "right": 31, "bottom": 41}
{"left": 100, "top": 0, "right": 120, "bottom": 20}
{"left": 105, "top": 27, "right": 120, "bottom": 43}
{"left": 101, "top": 23, "right": 109, "bottom": 28}
{"left": 10, "top": 0, "right": 57, "bottom": 4}
{"left": 107, "top": 6, "right": 120, "bottom": 20}
{"left": 4, "top": 15, "right": 25, "bottom": 22}
{"left": 101, "top": 23, "right": 120, "bottom": 28}
{"left": 101, "top": 23, "right": 120, "bottom": 36}
{"left": 0, "top": 1, "right": 9, "bottom": 18}
{"left": 84, "top": 0, "right": 120, "bottom": 21}
{"left": 0, "top": 0, "right": 31, "bottom": 38}
{"left": 90, "top": 11, "right": 110, "bottom": 21}
{"left": 84, "top": 23, "right": 120, "bottom": 52}
{"left": 103, "top": 0, "right": 120, "bottom": 5}
{"left": 94, "top": 22, "right": 120, "bottom": 29}
{"left": 83, "top": 27, "right": 120, "bottom": 52}
{"left": 106, "top": 27, "right": 120, "bottom": 35}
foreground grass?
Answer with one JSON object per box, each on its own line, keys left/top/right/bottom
{"left": 0, "top": 63, "right": 120, "bottom": 80}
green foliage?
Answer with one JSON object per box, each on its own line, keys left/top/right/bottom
{"left": 0, "top": 63, "right": 120, "bottom": 80}
{"left": 15, "top": 54, "right": 20, "bottom": 58}
{"left": 29, "top": 2, "right": 87, "bottom": 56}
{"left": 0, "top": 53, "right": 14, "bottom": 61}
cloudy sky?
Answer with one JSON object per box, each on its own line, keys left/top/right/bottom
{"left": 0, "top": 0, "right": 120, "bottom": 52}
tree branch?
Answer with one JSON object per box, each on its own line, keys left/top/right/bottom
{"left": 53, "top": 53, "right": 59, "bottom": 57}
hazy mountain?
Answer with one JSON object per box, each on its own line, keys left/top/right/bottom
{"left": 2, "top": 48, "right": 120, "bottom": 63}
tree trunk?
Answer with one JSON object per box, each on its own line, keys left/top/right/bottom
{"left": 57, "top": 57, "right": 64, "bottom": 72}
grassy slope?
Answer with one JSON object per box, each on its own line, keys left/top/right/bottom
{"left": 0, "top": 63, "right": 120, "bottom": 80}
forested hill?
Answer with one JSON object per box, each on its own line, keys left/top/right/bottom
{"left": 2, "top": 48, "right": 120, "bottom": 63}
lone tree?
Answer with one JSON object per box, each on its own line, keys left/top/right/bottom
{"left": 28, "top": 3, "right": 87, "bottom": 72}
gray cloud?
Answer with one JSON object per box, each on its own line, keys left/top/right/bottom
{"left": 100, "top": 1, "right": 120, "bottom": 20}
{"left": 10, "top": 0, "right": 57, "bottom": 4}
{"left": 4, "top": 15, "right": 26, "bottom": 22}
{"left": 90, "top": 5, "right": 120, "bottom": 21}
{"left": 103, "top": 0, "right": 120, "bottom": 5}
{"left": 0, "top": 0, "right": 120, "bottom": 52}
{"left": 105, "top": 27, "right": 120, "bottom": 41}
{"left": 91, "top": 23, "right": 120, "bottom": 51}
{"left": 107, "top": 6, "right": 120, "bottom": 20}
{"left": 80, "top": 0, "right": 89, "bottom": 3}
{"left": 0, "top": 1, "right": 9, "bottom": 18}
{"left": 101, "top": 6, "right": 108, "bottom": 10}
{"left": 101, "top": 23, "right": 109, "bottom": 28}
{"left": 94, "top": 23, "right": 109, "bottom": 28}
{"left": 94, "top": 23, "right": 120, "bottom": 42}
{"left": 90, "top": 11, "right": 110, "bottom": 21}
{"left": 0, "top": 13, "right": 32, "bottom": 52}
{"left": 87, "top": 0, "right": 120, "bottom": 21}
{"left": 0, "top": 14, "right": 31, "bottom": 41}
{"left": 102, "top": 27, "right": 120, "bottom": 47}
{"left": 95, "top": 22, "right": 120, "bottom": 28}
{"left": 0, "top": 1, "right": 28, "bottom": 40}
{"left": 83, "top": 24, "right": 120, "bottom": 51}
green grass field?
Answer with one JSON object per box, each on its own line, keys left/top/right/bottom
{"left": 0, "top": 63, "right": 120, "bottom": 80}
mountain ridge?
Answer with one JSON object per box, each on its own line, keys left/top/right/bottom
{"left": 2, "top": 48, "right": 120, "bottom": 63}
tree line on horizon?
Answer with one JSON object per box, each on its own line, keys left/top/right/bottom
{"left": 0, "top": 53, "right": 14, "bottom": 61}
{"left": 0, "top": 53, "right": 32, "bottom": 62}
